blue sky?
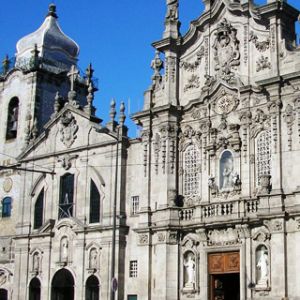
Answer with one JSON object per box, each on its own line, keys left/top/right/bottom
{"left": 0, "top": 1, "right": 299, "bottom": 137}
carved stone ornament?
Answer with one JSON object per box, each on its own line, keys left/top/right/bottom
{"left": 213, "top": 90, "right": 239, "bottom": 115}
{"left": 184, "top": 74, "right": 200, "bottom": 92}
{"left": 57, "top": 154, "right": 78, "bottom": 170}
{"left": 0, "top": 270, "right": 7, "bottom": 286}
{"left": 157, "top": 233, "right": 166, "bottom": 243}
{"left": 3, "top": 177, "right": 13, "bottom": 193}
{"left": 139, "top": 234, "right": 149, "bottom": 245}
{"left": 59, "top": 111, "right": 78, "bottom": 148}
{"left": 213, "top": 18, "right": 240, "bottom": 83}
{"left": 207, "top": 228, "right": 241, "bottom": 247}
{"left": 181, "top": 46, "right": 205, "bottom": 72}
{"left": 249, "top": 31, "right": 270, "bottom": 52}
{"left": 256, "top": 56, "right": 271, "bottom": 72}
{"left": 252, "top": 228, "right": 271, "bottom": 243}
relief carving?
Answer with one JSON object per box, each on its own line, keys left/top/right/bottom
{"left": 181, "top": 46, "right": 205, "bottom": 72}
{"left": 213, "top": 90, "right": 239, "bottom": 115}
{"left": 256, "top": 56, "right": 271, "bottom": 72}
{"left": 184, "top": 74, "right": 200, "bottom": 92}
{"left": 213, "top": 18, "right": 240, "bottom": 83}
{"left": 249, "top": 31, "right": 270, "bottom": 52}
{"left": 59, "top": 111, "right": 78, "bottom": 148}
{"left": 207, "top": 228, "right": 241, "bottom": 246}
{"left": 283, "top": 104, "right": 296, "bottom": 151}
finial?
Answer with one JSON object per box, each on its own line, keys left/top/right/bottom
{"left": 151, "top": 51, "right": 163, "bottom": 81}
{"left": 2, "top": 55, "right": 10, "bottom": 75}
{"left": 85, "top": 83, "right": 94, "bottom": 115}
{"left": 47, "top": 3, "right": 58, "bottom": 18}
{"left": 85, "top": 63, "right": 94, "bottom": 85}
{"left": 110, "top": 99, "right": 116, "bottom": 123}
{"left": 54, "top": 92, "right": 61, "bottom": 114}
{"left": 32, "top": 118, "right": 38, "bottom": 139}
{"left": 30, "top": 44, "right": 40, "bottom": 70}
{"left": 119, "top": 102, "right": 126, "bottom": 126}
{"left": 163, "top": 0, "right": 180, "bottom": 39}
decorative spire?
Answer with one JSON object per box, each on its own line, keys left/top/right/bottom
{"left": 2, "top": 55, "right": 9, "bottom": 75}
{"left": 110, "top": 99, "right": 116, "bottom": 123}
{"left": 163, "top": 0, "right": 180, "bottom": 39}
{"left": 151, "top": 51, "right": 163, "bottom": 87}
{"left": 32, "top": 118, "right": 38, "bottom": 140}
{"left": 30, "top": 44, "right": 40, "bottom": 70}
{"left": 47, "top": 3, "right": 58, "bottom": 18}
{"left": 85, "top": 83, "right": 94, "bottom": 115}
{"left": 85, "top": 63, "right": 94, "bottom": 85}
{"left": 52, "top": 91, "right": 62, "bottom": 118}
{"left": 119, "top": 102, "right": 126, "bottom": 126}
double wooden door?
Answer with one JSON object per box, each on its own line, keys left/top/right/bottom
{"left": 208, "top": 252, "right": 240, "bottom": 300}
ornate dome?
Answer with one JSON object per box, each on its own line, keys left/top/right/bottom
{"left": 16, "top": 4, "right": 79, "bottom": 66}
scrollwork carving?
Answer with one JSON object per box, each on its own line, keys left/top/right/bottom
{"left": 59, "top": 111, "right": 78, "bottom": 148}
{"left": 213, "top": 18, "right": 240, "bottom": 83}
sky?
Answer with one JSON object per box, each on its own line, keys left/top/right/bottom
{"left": 0, "top": 0, "right": 300, "bottom": 137}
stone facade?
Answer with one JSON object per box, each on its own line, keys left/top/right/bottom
{"left": 1, "top": 1, "right": 300, "bottom": 300}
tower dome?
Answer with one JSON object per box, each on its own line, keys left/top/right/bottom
{"left": 16, "top": 4, "right": 79, "bottom": 69}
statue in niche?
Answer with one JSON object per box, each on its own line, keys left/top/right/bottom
{"left": 220, "top": 151, "right": 235, "bottom": 190}
{"left": 183, "top": 252, "right": 195, "bottom": 288}
{"left": 33, "top": 252, "right": 40, "bottom": 272}
{"left": 89, "top": 248, "right": 98, "bottom": 269}
{"left": 256, "top": 245, "right": 269, "bottom": 287}
{"left": 61, "top": 237, "right": 69, "bottom": 262}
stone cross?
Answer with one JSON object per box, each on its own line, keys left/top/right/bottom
{"left": 67, "top": 65, "right": 79, "bottom": 91}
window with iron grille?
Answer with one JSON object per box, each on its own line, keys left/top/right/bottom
{"left": 34, "top": 189, "right": 44, "bottom": 229}
{"left": 58, "top": 173, "right": 74, "bottom": 219}
{"left": 131, "top": 196, "right": 139, "bottom": 216}
{"left": 129, "top": 260, "right": 138, "bottom": 278}
{"left": 90, "top": 180, "right": 100, "bottom": 223}
{"left": 183, "top": 144, "right": 200, "bottom": 196}
{"left": 256, "top": 130, "right": 271, "bottom": 186}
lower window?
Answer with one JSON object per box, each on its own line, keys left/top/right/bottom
{"left": 127, "top": 295, "right": 137, "bottom": 300}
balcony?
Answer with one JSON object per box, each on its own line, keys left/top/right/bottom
{"left": 179, "top": 198, "right": 259, "bottom": 225}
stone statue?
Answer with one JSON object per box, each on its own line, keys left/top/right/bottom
{"left": 33, "top": 253, "right": 40, "bottom": 272}
{"left": 222, "top": 157, "right": 234, "bottom": 189}
{"left": 89, "top": 248, "right": 98, "bottom": 269}
{"left": 256, "top": 247, "right": 269, "bottom": 286}
{"left": 61, "top": 237, "right": 68, "bottom": 262}
{"left": 184, "top": 252, "right": 195, "bottom": 288}
{"left": 166, "top": 0, "right": 178, "bottom": 21}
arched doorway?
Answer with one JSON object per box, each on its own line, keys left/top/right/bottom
{"left": 85, "top": 275, "right": 99, "bottom": 300}
{"left": 0, "top": 289, "right": 8, "bottom": 300}
{"left": 51, "top": 269, "right": 74, "bottom": 300}
{"left": 29, "top": 277, "right": 41, "bottom": 300}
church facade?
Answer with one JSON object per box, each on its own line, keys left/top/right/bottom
{"left": 1, "top": 0, "right": 300, "bottom": 299}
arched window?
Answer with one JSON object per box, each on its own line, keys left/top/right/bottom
{"left": 0, "top": 289, "right": 8, "bottom": 300}
{"left": 89, "top": 180, "right": 100, "bottom": 223}
{"left": 6, "top": 97, "right": 19, "bottom": 140}
{"left": 58, "top": 174, "right": 74, "bottom": 219}
{"left": 183, "top": 144, "right": 200, "bottom": 196}
{"left": 29, "top": 277, "right": 41, "bottom": 300}
{"left": 85, "top": 275, "right": 99, "bottom": 300}
{"left": 256, "top": 131, "right": 271, "bottom": 186}
{"left": 2, "top": 197, "right": 12, "bottom": 218}
{"left": 34, "top": 189, "right": 44, "bottom": 229}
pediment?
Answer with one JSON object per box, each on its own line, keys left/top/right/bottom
{"left": 17, "top": 104, "right": 112, "bottom": 161}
